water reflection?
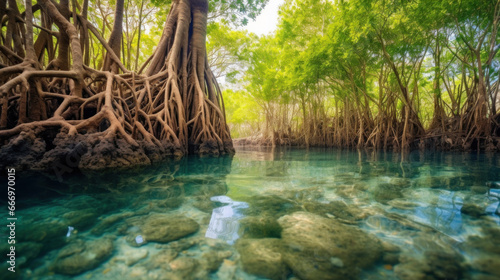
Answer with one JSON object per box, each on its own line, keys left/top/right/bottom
{"left": 205, "top": 196, "right": 248, "bottom": 245}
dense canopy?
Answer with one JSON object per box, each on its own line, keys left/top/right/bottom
{"left": 226, "top": 0, "right": 499, "bottom": 151}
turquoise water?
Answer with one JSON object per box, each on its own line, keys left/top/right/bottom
{"left": 2, "top": 147, "right": 500, "bottom": 280}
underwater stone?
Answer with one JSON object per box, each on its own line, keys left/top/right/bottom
{"left": 235, "top": 238, "right": 288, "bottom": 280}
{"left": 461, "top": 195, "right": 491, "bottom": 217}
{"left": 381, "top": 241, "right": 401, "bottom": 265}
{"left": 303, "top": 200, "right": 364, "bottom": 222}
{"left": 243, "top": 195, "right": 300, "bottom": 218}
{"left": 461, "top": 203, "right": 486, "bottom": 217}
{"left": 465, "top": 228, "right": 500, "bottom": 255}
{"left": 278, "top": 211, "right": 383, "bottom": 280}
{"left": 91, "top": 212, "right": 134, "bottom": 235}
{"left": 128, "top": 213, "right": 199, "bottom": 243}
{"left": 216, "top": 259, "right": 237, "bottom": 280}
{"left": 193, "top": 199, "right": 217, "bottom": 213}
{"left": 383, "top": 253, "right": 400, "bottom": 265}
{"left": 168, "top": 237, "right": 202, "bottom": 252}
{"left": 373, "top": 183, "right": 406, "bottom": 204}
{"left": 168, "top": 257, "right": 201, "bottom": 280}
{"left": 330, "top": 257, "right": 344, "bottom": 268}
{"left": 238, "top": 216, "right": 282, "bottom": 238}
{"left": 289, "top": 186, "right": 325, "bottom": 201}
{"left": 114, "top": 248, "right": 149, "bottom": 266}
{"left": 394, "top": 259, "right": 430, "bottom": 280}
{"left": 425, "top": 251, "right": 465, "bottom": 279}
{"left": 334, "top": 183, "right": 369, "bottom": 199}
{"left": 471, "top": 186, "right": 489, "bottom": 194}
{"left": 200, "top": 251, "right": 231, "bottom": 272}
{"left": 394, "top": 251, "right": 465, "bottom": 280}
{"left": 473, "top": 258, "right": 500, "bottom": 278}
{"left": 62, "top": 210, "right": 99, "bottom": 230}
{"left": 387, "top": 199, "right": 420, "bottom": 210}
{"left": 144, "top": 249, "right": 178, "bottom": 270}
{"left": 52, "top": 237, "right": 114, "bottom": 275}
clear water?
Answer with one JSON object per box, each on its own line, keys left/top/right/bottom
{"left": 2, "top": 147, "right": 500, "bottom": 280}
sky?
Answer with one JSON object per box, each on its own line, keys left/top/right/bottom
{"left": 243, "top": 0, "right": 285, "bottom": 36}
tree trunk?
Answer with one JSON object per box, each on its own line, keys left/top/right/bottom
{"left": 102, "top": 0, "right": 125, "bottom": 73}
{"left": 0, "top": 0, "right": 234, "bottom": 172}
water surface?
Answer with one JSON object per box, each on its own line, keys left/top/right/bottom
{"left": 2, "top": 147, "right": 500, "bottom": 279}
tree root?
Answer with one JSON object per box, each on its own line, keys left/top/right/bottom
{"left": 0, "top": 0, "right": 234, "bottom": 172}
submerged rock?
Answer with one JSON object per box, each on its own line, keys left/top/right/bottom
{"left": 200, "top": 251, "right": 230, "bottom": 272}
{"left": 277, "top": 211, "right": 383, "bottom": 280}
{"left": 145, "top": 249, "right": 178, "bottom": 270}
{"left": 238, "top": 216, "right": 282, "bottom": 238}
{"left": 243, "top": 195, "right": 300, "bottom": 218}
{"left": 387, "top": 199, "right": 420, "bottom": 210}
{"left": 126, "top": 213, "right": 199, "bottom": 244}
{"left": 236, "top": 238, "right": 288, "bottom": 280}
{"left": 168, "top": 257, "right": 200, "bottom": 279}
{"left": 52, "top": 237, "right": 114, "bottom": 275}
{"left": 464, "top": 228, "right": 500, "bottom": 255}
{"left": 288, "top": 186, "right": 325, "bottom": 201}
{"left": 472, "top": 258, "right": 500, "bottom": 278}
{"left": 193, "top": 199, "right": 218, "bottom": 213}
{"left": 91, "top": 212, "right": 134, "bottom": 235}
{"left": 461, "top": 203, "right": 486, "bottom": 217}
{"left": 303, "top": 200, "right": 364, "bottom": 222}
{"left": 471, "top": 185, "right": 489, "bottom": 194}
{"left": 464, "top": 227, "right": 500, "bottom": 278}
{"left": 216, "top": 259, "right": 237, "bottom": 280}
{"left": 381, "top": 241, "right": 401, "bottom": 265}
{"left": 461, "top": 195, "right": 492, "bottom": 217}
{"left": 412, "top": 175, "right": 473, "bottom": 191}
{"left": 334, "top": 183, "right": 369, "bottom": 199}
{"left": 394, "top": 251, "right": 466, "bottom": 280}
{"left": 373, "top": 183, "right": 406, "bottom": 204}
{"left": 114, "top": 248, "right": 149, "bottom": 266}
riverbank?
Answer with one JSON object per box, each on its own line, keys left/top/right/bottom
{"left": 233, "top": 132, "right": 500, "bottom": 152}
{"left": 0, "top": 129, "right": 234, "bottom": 173}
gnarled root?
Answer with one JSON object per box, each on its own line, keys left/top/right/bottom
{"left": 0, "top": 0, "right": 233, "bottom": 172}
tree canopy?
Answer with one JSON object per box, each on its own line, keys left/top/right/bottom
{"left": 226, "top": 0, "right": 500, "bottom": 151}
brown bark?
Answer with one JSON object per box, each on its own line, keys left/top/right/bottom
{"left": 102, "top": 0, "right": 125, "bottom": 73}
{"left": 0, "top": 0, "right": 233, "bottom": 172}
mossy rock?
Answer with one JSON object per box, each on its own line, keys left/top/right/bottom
{"left": 461, "top": 195, "right": 491, "bottom": 217}
{"left": 394, "top": 251, "right": 465, "bottom": 280}
{"left": 127, "top": 213, "right": 199, "bottom": 243}
{"left": 373, "top": 183, "right": 405, "bottom": 204}
{"left": 465, "top": 228, "right": 500, "bottom": 255}
{"left": 473, "top": 257, "right": 500, "bottom": 277}
{"left": 243, "top": 195, "right": 300, "bottom": 218}
{"left": 239, "top": 216, "right": 282, "bottom": 238}
{"left": 471, "top": 185, "right": 489, "bottom": 194}
{"left": 235, "top": 238, "right": 288, "bottom": 280}
{"left": 303, "top": 201, "right": 363, "bottom": 222}
{"left": 278, "top": 212, "right": 383, "bottom": 280}
{"left": 52, "top": 236, "right": 114, "bottom": 275}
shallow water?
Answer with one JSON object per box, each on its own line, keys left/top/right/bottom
{"left": 2, "top": 147, "right": 500, "bottom": 280}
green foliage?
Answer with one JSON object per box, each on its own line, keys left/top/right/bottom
{"left": 207, "top": 22, "right": 254, "bottom": 79}
{"left": 222, "top": 0, "right": 499, "bottom": 146}
{"left": 223, "top": 89, "right": 263, "bottom": 137}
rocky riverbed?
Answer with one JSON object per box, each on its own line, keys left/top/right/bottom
{"left": 1, "top": 148, "right": 500, "bottom": 279}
